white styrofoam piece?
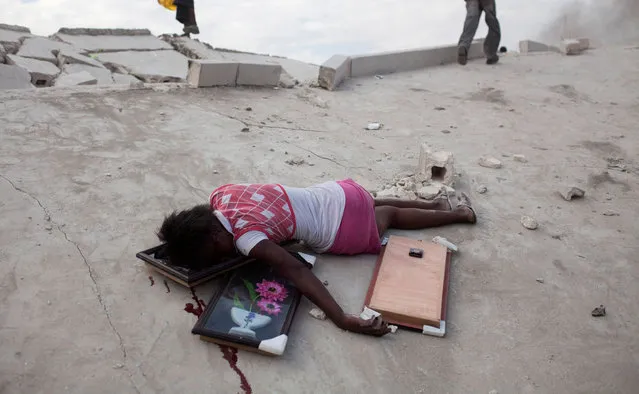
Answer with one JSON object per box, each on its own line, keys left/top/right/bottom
{"left": 258, "top": 334, "right": 288, "bottom": 356}
{"left": 360, "top": 306, "right": 381, "bottom": 320}
{"left": 432, "top": 236, "right": 458, "bottom": 252}
{"left": 422, "top": 320, "right": 446, "bottom": 337}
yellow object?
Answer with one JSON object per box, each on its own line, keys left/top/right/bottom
{"left": 158, "top": 0, "right": 176, "bottom": 11}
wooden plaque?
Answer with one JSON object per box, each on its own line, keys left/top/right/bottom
{"left": 364, "top": 235, "right": 450, "bottom": 331}
{"left": 192, "top": 252, "right": 313, "bottom": 356}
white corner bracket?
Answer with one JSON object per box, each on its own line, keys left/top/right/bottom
{"left": 258, "top": 334, "right": 288, "bottom": 356}
{"left": 422, "top": 321, "right": 446, "bottom": 337}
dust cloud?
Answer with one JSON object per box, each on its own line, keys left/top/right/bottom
{"left": 537, "top": 0, "right": 639, "bottom": 46}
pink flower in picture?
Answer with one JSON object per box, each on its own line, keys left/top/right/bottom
{"left": 257, "top": 299, "right": 282, "bottom": 316}
{"left": 256, "top": 280, "right": 288, "bottom": 302}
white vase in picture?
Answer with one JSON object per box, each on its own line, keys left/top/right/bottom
{"left": 228, "top": 307, "right": 272, "bottom": 340}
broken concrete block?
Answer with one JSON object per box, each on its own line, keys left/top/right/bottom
{"left": 478, "top": 156, "right": 502, "bottom": 169}
{"left": 95, "top": 50, "right": 188, "bottom": 82}
{"left": 417, "top": 144, "right": 455, "bottom": 185}
{"left": 376, "top": 186, "right": 416, "bottom": 200}
{"left": 560, "top": 39, "right": 582, "bottom": 55}
{"left": 54, "top": 71, "right": 98, "bottom": 87}
{"left": 513, "top": 154, "right": 527, "bottom": 163}
{"left": 0, "top": 24, "right": 32, "bottom": 54}
{"left": 112, "top": 73, "right": 141, "bottom": 85}
{"left": 57, "top": 49, "right": 106, "bottom": 69}
{"left": 518, "top": 40, "right": 560, "bottom": 54}
{"left": 318, "top": 55, "right": 351, "bottom": 91}
{"left": 576, "top": 38, "right": 590, "bottom": 51}
{"left": 17, "top": 37, "right": 79, "bottom": 64}
{"left": 6, "top": 54, "right": 60, "bottom": 87}
{"left": 0, "top": 43, "right": 5, "bottom": 62}
{"left": 308, "top": 308, "right": 326, "bottom": 320}
{"left": 278, "top": 70, "right": 298, "bottom": 89}
{"left": 236, "top": 62, "right": 282, "bottom": 86}
{"left": 63, "top": 64, "right": 113, "bottom": 85}
{"left": 52, "top": 32, "right": 172, "bottom": 52}
{"left": 559, "top": 187, "right": 585, "bottom": 201}
{"left": 187, "top": 59, "right": 238, "bottom": 87}
{"left": 417, "top": 184, "right": 442, "bottom": 200}
{"left": 0, "top": 64, "right": 34, "bottom": 89}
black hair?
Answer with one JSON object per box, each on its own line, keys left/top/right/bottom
{"left": 157, "top": 204, "right": 224, "bottom": 269}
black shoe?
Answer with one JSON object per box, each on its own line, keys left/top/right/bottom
{"left": 183, "top": 24, "right": 200, "bottom": 35}
{"left": 457, "top": 46, "right": 468, "bottom": 66}
{"left": 486, "top": 55, "right": 499, "bottom": 65}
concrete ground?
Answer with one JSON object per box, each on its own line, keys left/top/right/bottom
{"left": 1, "top": 46, "right": 638, "bottom": 394}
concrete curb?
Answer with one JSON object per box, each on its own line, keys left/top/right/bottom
{"left": 519, "top": 40, "right": 561, "bottom": 54}
{"left": 317, "top": 39, "right": 485, "bottom": 91}
{"left": 187, "top": 59, "right": 282, "bottom": 88}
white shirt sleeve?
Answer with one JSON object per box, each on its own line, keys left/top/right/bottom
{"left": 235, "top": 231, "right": 269, "bottom": 256}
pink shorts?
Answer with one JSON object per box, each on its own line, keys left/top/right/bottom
{"left": 328, "top": 179, "right": 381, "bottom": 255}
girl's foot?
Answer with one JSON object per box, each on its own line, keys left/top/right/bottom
{"left": 455, "top": 192, "right": 477, "bottom": 223}
{"left": 183, "top": 24, "right": 200, "bottom": 35}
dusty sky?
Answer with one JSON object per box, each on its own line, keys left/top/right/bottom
{"left": 8, "top": 0, "right": 575, "bottom": 64}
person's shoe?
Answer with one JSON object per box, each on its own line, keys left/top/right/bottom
{"left": 183, "top": 24, "right": 200, "bottom": 35}
{"left": 457, "top": 46, "right": 468, "bottom": 66}
{"left": 486, "top": 55, "right": 499, "bottom": 65}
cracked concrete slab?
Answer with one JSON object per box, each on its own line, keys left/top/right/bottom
{"left": 95, "top": 50, "right": 189, "bottom": 82}
{"left": 17, "top": 37, "right": 79, "bottom": 64}
{"left": 53, "top": 33, "right": 172, "bottom": 53}
{"left": 163, "top": 36, "right": 319, "bottom": 84}
{"left": 54, "top": 71, "right": 98, "bottom": 87}
{"left": 6, "top": 54, "right": 60, "bottom": 87}
{"left": 0, "top": 24, "right": 32, "bottom": 54}
{"left": 62, "top": 63, "right": 114, "bottom": 85}
{"left": 0, "top": 64, "right": 34, "bottom": 90}
{"left": 1, "top": 46, "right": 639, "bottom": 394}
{"left": 57, "top": 49, "right": 107, "bottom": 69}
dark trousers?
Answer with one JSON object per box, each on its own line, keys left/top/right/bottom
{"left": 458, "top": 0, "right": 501, "bottom": 57}
{"left": 174, "top": 0, "right": 194, "bottom": 24}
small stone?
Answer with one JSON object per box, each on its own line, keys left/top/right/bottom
{"left": 513, "top": 154, "right": 527, "bottom": 163}
{"left": 559, "top": 187, "right": 585, "bottom": 201}
{"left": 536, "top": 278, "right": 545, "bottom": 283}
{"left": 434, "top": 107, "right": 446, "bottom": 111}
{"left": 389, "top": 325, "right": 398, "bottom": 334}
{"left": 245, "top": 107, "right": 252, "bottom": 111}
{"left": 269, "top": 148, "right": 275, "bottom": 152}
{"left": 213, "top": 170, "right": 219, "bottom": 174}
{"left": 366, "top": 122, "right": 382, "bottom": 130}
{"left": 241, "top": 127, "right": 250, "bottom": 133}
{"left": 113, "top": 363, "right": 124, "bottom": 369}
{"left": 476, "top": 185, "right": 487, "bottom": 194}
{"left": 44, "top": 225, "right": 53, "bottom": 231}
{"left": 47, "top": 300, "right": 51, "bottom": 305}
{"left": 440, "top": 129, "right": 450, "bottom": 134}
{"left": 417, "top": 185, "right": 442, "bottom": 200}
{"left": 602, "top": 210, "right": 620, "bottom": 217}
{"left": 45, "top": 214, "right": 51, "bottom": 221}
{"left": 322, "top": 280, "right": 329, "bottom": 286}
{"left": 309, "top": 308, "right": 327, "bottom": 320}
{"left": 285, "top": 158, "right": 306, "bottom": 166}
{"left": 521, "top": 216, "right": 538, "bottom": 230}
{"left": 105, "top": 173, "right": 111, "bottom": 177}
{"left": 478, "top": 156, "right": 502, "bottom": 169}
{"left": 591, "top": 305, "right": 606, "bottom": 317}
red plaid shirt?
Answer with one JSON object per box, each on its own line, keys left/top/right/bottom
{"left": 209, "top": 183, "right": 297, "bottom": 243}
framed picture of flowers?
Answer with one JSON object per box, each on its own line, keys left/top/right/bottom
{"left": 192, "top": 251, "right": 314, "bottom": 356}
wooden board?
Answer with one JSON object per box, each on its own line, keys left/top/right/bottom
{"left": 191, "top": 252, "right": 312, "bottom": 356}
{"left": 365, "top": 235, "right": 448, "bottom": 329}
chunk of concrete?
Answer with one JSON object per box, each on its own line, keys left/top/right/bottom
{"left": 54, "top": 71, "right": 97, "bottom": 87}
{"left": 559, "top": 186, "right": 585, "bottom": 201}
{"left": 187, "top": 59, "right": 238, "bottom": 87}
{"left": 576, "top": 38, "right": 590, "bottom": 51}
{"left": 318, "top": 55, "right": 351, "bottom": 91}
{"left": 63, "top": 64, "right": 114, "bottom": 85}
{"left": 0, "top": 64, "right": 34, "bottom": 90}
{"left": 236, "top": 62, "right": 282, "bottom": 86}
{"left": 95, "top": 50, "right": 188, "bottom": 82}
{"left": 0, "top": 24, "right": 32, "bottom": 54}
{"left": 17, "top": 37, "right": 79, "bottom": 64}
{"left": 350, "top": 39, "right": 484, "bottom": 78}
{"left": 112, "top": 73, "right": 141, "bottom": 85}
{"left": 560, "top": 39, "right": 582, "bottom": 55}
{"left": 53, "top": 33, "right": 172, "bottom": 52}
{"left": 478, "top": 156, "right": 502, "bottom": 169}
{"left": 416, "top": 144, "right": 455, "bottom": 185}
{"left": 57, "top": 49, "right": 106, "bottom": 69}
{"left": 0, "top": 43, "right": 6, "bottom": 62}
{"left": 518, "top": 40, "right": 560, "bottom": 54}
{"left": 6, "top": 54, "right": 60, "bottom": 87}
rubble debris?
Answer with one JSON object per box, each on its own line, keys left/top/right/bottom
{"left": 591, "top": 305, "right": 606, "bottom": 317}
{"left": 559, "top": 186, "right": 585, "bottom": 201}
{"left": 417, "top": 144, "right": 455, "bottom": 185}
{"left": 278, "top": 70, "right": 298, "bottom": 88}
{"left": 476, "top": 184, "right": 487, "bottom": 194}
{"left": 309, "top": 308, "right": 327, "bottom": 320}
{"left": 54, "top": 71, "right": 98, "bottom": 86}
{"left": 417, "top": 185, "right": 443, "bottom": 200}
{"left": 602, "top": 210, "right": 620, "bottom": 217}
{"left": 112, "top": 73, "right": 142, "bottom": 86}
{"left": 322, "top": 280, "right": 329, "bottom": 286}
{"left": 513, "top": 154, "right": 527, "bottom": 163}
{"left": 434, "top": 106, "right": 446, "bottom": 111}
{"left": 560, "top": 39, "right": 582, "bottom": 55}
{"left": 63, "top": 63, "right": 114, "bottom": 85}
{"left": 17, "top": 37, "right": 78, "bottom": 64}
{"left": 0, "top": 64, "right": 33, "bottom": 90}
{"left": 521, "top": 215, "right": 539, "bottom": 230}
{"left": 285, "top": 158, "right": 307, "bottom": 166}
{"left": 440, "top": 129, "right": 450, "bottom": 134}
{"left": 388, "top": 325, "right": 398, "bottom": 334}
{"left": 6, "top": 54, "right": 60, "bottom": 87}
{"left": 478, "top": 156, "right": 502, "bottom": 169}
{"left": 245, "top": 107, "right": 252, "bottom": 111}
{"left": 0, "top": 24, "right": 32, "bottom": 53}
{"left": 366, "top": 122, "right": 382, "bottom": 130}
{"left": 57, "top": 48, "right": 106, "bottom": 69}
{"left": 241, "top": 127, "right": 250, "bottom": 133}
{"left": 377, "top": 185, "right": 416, "bottom": 200}
{"left": 536, "top": 278, "right": 545, "bottom": 283}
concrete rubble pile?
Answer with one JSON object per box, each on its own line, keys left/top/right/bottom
{"left": 0, "top": 23, "right": 311, "bottom": 90}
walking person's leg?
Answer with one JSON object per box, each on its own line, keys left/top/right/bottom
{"left": 174, "top": 0, "right": 199, "bottom": 35}
{"left": 481, "top": 0, "right": 501, "bottom": 64}
{"left": 458, "top": 0, "right": 482, "bottom": 65}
